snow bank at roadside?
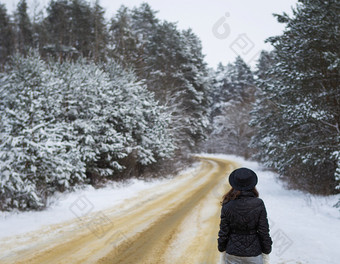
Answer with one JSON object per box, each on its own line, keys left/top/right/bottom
{"left": 0, "top": 162, "right": 201, "bottom": 240}
{"left": 198, "top": 153, "right": 340, "bottom": 264}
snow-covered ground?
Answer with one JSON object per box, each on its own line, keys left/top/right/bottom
{"left": 1, "top": 154, "right": 339, "bottom": 264}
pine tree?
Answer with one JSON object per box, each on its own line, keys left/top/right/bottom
{"left": 211, "top": 56, "right": 255, "bottom": 116}
{"left": 15, "top": 0, "right": 33, "bottom": 55}
{"left": 205, "top": 56, "right": 255, "bottom": 157}
{"left": 175, "top": 28, "right": 211, "bottom": 148}
{"left": 108, "top": 6, "right": 139, "bottom": 66}
{"left": 250, "top": 0, "right": 340, "bottom": 194}
{"left": 91, "top": 0, "right": 108, "bottom": 62}
{"left": 109, "top": 4, "right": 212, "bottom": 152}
{"left": 44, "top": 0, "right": 75, "bottom": 60}
{"left": 102, "top": 61, "right": 175, "bottom": 172}
{"left": 130, "top": 2, "right": 159, "bottom": 75}
{"left": 52, "top": 59, "right": 129, "bottom": 184}
{"left": 0, "top": 52, "right": 175, "bottom": 210}
{"left": 52, "top": 58, "right": 175, "bottom": 183}
{"left": 0, "top": 4, "right": 14, "bottom": 67}
{"left": 228, "top": 56, "right": 255, "bottom": 103}
{"left": 254, "top": 50, "right": 275, "bottom": 81}
{"left": 249, "top": 50, "right": 278, "bottom": 162}
{"left": 70, "top": 0, "right": 93, "bottom": 57}
{"left": 0, "top": 52, "right": 85, "bottom": 210}
{"left": 31, "top": 0, "right": 46, "bottom": 50}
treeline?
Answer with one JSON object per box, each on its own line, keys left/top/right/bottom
{"left": 0, "top": 0, "right": 109, "bottom": 64}
{"left": 0, "top": 0, "right": 211, "bottom": 210}
{"left": 0, "top": 0, "right": 339, "bottom": 211}
{"left": 204, "top": 56, "right": 256, "bottom": 159}
{"left": 0, "top": 53, "right": 177, "bottom": 210}
{"left": 204, "top": 0, "right": 339, "bottom": 195}
{"left": 251, "top": 0, "right": 339, "bottom": 195}
{"left": 1, "top": 0, "right": 211, "bottom": 148}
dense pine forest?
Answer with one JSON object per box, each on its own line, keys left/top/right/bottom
{"left": 0, "top": 0, "right": 339, "bottom": 210}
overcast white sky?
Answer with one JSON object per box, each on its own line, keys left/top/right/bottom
{"left": 2, "top": 0, "right": 298, "bottom": 68}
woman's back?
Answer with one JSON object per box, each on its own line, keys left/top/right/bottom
{"left": 217, "top": 168, "right": 272, "bottom": 264}
{"left": 220, "top": 190, "right": 271, "bottom": 257}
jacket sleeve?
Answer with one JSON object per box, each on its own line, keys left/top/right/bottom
{"left": 217, "top": 205, "right": 230, "bottom": 252}
{"left": 257, "top": 201, "right": 273, "bottom": 254}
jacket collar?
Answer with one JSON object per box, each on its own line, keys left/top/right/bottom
{"left": 238, "top": 190, "right": 256, "bottom": 198}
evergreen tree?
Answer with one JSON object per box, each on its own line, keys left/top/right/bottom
{"left": 0, "top": 52, "right": 175, "bottom": 210}
{"left": 15, "top": 0, "right": 33, "bottom": 55}
{"left": 102, "top": 61, "right": 175, "bottom": 172}
{"left": 44, "top": 0, "right": 96, "bottom": 60}
{"left": 108, "top": 6, "right": 139, "bottom": 66}
{"left": 0, "top": 52, "right": 85, "bottom": 210}
{"left": 143, "top": 21, "right": 212, "bottom": 149}
{"left": 211, "top": 56, "right": 255, "bottom": 116}
{"left": 205, "top": 56, "right": 255, "bottom": 157}
{"left": 250, "top": 0, "right": 340, "bottom": 194}
{"left": 31, "top": 0, "right": 46, "bottom": 50}
{"left": 52, "top": 59, "right": 130, "bottom": 183}
{"left": 130, "top": 2, "right": 159, "bottom": 75}
{"left": 70, "top": 0, "right": 93, "bottom": 57}
{"left": 109, "top": 4, "right": 212, "bottom": 151}
{"left": 44, "top": 0, "right": 75, "bottom": 60}
{"left": 0, "top": 4, "right": 14, "bottom": 67}
{"left": 254, "top": 50, "right": 276, "bottom": 81}
{"left": 175, "top": 28, "right": 211, "bottom": 148}
{"left": 250, "top": 50, "right": 278, "bottom": 162}
{"left": 91, "top": 0, "right": 108, "bottom": 62}
{"left": 227, "top": 56, "right": 255, "bottom": 103}
{"left": 51, "top": 57, "right": 175, "bottom": 183}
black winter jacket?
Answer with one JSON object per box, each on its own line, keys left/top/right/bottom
{"left": 217, "top": 190, "right": 272, "bottom": 256}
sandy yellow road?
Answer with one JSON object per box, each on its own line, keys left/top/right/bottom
{"left": 0, "top": 156, "right": 239, "bottom": 264}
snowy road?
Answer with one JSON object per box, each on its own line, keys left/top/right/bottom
{"left": 0, "top": 157, "right": 237, "bottom": 264}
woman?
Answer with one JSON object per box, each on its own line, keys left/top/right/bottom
{"left": 217, "top": 167, "right": 272, "bottom": 264}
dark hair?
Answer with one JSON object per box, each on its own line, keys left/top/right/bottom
{"left": 220, "top": 187, "right": 259, "bottom": 205}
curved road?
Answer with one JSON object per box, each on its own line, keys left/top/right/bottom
{"left": 0, "top": 157, "right": 239, "bottom": 264}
